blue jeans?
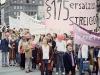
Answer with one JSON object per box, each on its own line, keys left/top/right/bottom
{"left": 95, "top": 62, "right": 98, "bottom": 75}
{"left": 56, "top": 52, "right": 64, "bottom": 73}
{"left": 2, "top": 52, "right": 8, "bottom": 66}
{"left": 16, "top": 53, "right": 21, "bottom": 65}
{"left": 41, "top": 59, "right": 49, "bottom": 75}
{"left": 79, "top": 58, "right": 91, "bottom": 75}
{"left": 32, "top": 57, "right": 36, "bottom": 69}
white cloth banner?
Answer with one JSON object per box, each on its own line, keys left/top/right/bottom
{"left": 9, "top": 16, "right": 20, "bottom": 30}
{"left": 20, "top": 12, "right": 46, "bottom": 34}
{"left": 20, "top": 12, "right": 44, "bottom": 29}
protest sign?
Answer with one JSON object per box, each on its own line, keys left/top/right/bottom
{"left": 73, "top": 22, "right": 100, "bottom": 46}
{"left": 44, "top": 0, "right": 97, "bottom": 30}
{"left": 9, "top": 16, "right": 20, "bottom": 30}
{"left": 20, "top": 12, "right": 44, "bottom": 29}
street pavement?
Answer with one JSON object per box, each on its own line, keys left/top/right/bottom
{"left": 0, "top": 53, "right": 96, "bottom": 75}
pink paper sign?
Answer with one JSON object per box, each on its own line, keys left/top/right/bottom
{"left": 44, "top": 0, "right": 97, "bottom": 30}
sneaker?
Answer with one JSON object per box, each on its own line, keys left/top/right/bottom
{"left": 16, "top": 64, "right": 20, "bottom": 67}
{"left": 2, "top": 65, "right": 5, "bottom": 67}
{"left": 29, "top": 70, "right": 33, "bottom": 72}
{"left": 5, "top": 65, "right": 9, "bottom": 67}
{"left": 10, "top": 64, "right": 12, "bottom": 66}
{"left": 21, "top": 67, "right": 24, "bottom": 70}
{"left": 62, "top": 72, "right": 65, "bottom": 75}
{"left": 26, "top": 71, "right": 29, "bottom": 73}
{"left": 56, "top": 72, "right": 58, "bottom": 75}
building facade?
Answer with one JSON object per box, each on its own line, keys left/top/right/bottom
{"left": 1, "top": 3, "right": 5, "bottom": 25}
{"left": 4, "top": 0, "right": 44, "bottom": 25}
{"left": 0, "top": 2, "right": 1, "bottom": 25}
{"left": 37, "top": 6, "right": 44, "bottom": 20}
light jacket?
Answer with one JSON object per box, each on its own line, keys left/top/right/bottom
{"left": 24, "top": 43, "right": 32, "bottom": 58}
{"left": 78, "top": 45, "right": 88, "bottom": 59}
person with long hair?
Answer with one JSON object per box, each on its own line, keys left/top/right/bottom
{"left": 9, "top": 34, "right": 16, "bottom": 66}
{"left": 37, "top": 37, "right": 54, "bottom": 75}
{"left": 38, "top": 35, "right": 45, "bottom": 47}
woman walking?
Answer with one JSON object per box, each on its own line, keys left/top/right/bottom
{"left": 37, "top": 37, "right": 54, "bottom": 75}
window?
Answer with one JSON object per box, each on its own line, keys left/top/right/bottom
{"left": 40, "top": 12, "right": 42, "bottom": 15}
{"left": 17, "top": 6, "right": 19, "bottom": 9}
{"left": 32, "top": 0, "right": 35, "bottom": 3}
{"left": 17, "top": 12, "right": 20, "bottom": 15}
{"left": 14, "top": 0, "right": 17, "bottom": 3}
{"left": 14, "top": 12, "right": 17, "bottom": 15}
{"left": 28, "top": 12, "right": 30, "bottom": 15}
{"left": 25, "top": 11, "right": 27, "bottom": 14}
{"left": 39, "top": 1, "right": 42, "bottom": 4}
{"left": 20, "top": 0, "right": 23, "bottom": 3}
{"left": 28, "top": 6, "right": 30, "bottom": 9}
{"left": 31, "top": 12, "right": 33, "bottom": 15}
{"left": 33, "top": 6, "right": 36, "bottom": 9}
{"left": 20, "top": 6, "right": 22, "bottom": 9}
{"left": 26, "top": 0, "right": 29, "bottom": 3}
{"left": 14, "top": 6, "right": 16, "bottom": 9}
{"left": 34, "top": 12, "right": 36, "bottom": 15}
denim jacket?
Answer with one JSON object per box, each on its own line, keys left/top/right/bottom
{"left": 1, "top": 39, "right": 9, "bottom": 52}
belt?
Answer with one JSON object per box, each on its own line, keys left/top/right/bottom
{"left": 57, "top": 51, "right": 64, "bottom": 53}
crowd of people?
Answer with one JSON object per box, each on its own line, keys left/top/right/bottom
{"left": 0, "top": 26, "right": 100, "bottom": 75}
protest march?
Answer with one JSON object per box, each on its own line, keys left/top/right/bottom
{"left": 1, "top": 0, "right": 100, "bottom": 75}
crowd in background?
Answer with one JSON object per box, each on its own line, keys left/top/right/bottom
{"left": 0, "top": 26, "right": 100, "bottom": 75}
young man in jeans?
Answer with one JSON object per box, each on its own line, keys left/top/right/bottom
{"left": 78, "top": 45, "right": 92, "bottom": 75}
{"left": 1, "top": 36, "right": 10, "bottom": 67}
{"left": 56, "top": 39, "right": 66, "bottom": 75}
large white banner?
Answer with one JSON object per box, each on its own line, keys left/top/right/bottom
{"left": 44, "top": 0, "right": 97, "bottom": 30}
{"left": 9, "top": 16, "right": 20, "bottom": 30}
{"left": 20, "top": 12, "right": 46, "bottom": 34}
{"left": 20, "top": 12, "right": 44, "bottom": 29}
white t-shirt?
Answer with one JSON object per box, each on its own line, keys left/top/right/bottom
{"left": 56, "top": 40, "right": 66, "bottom": 52}
{"left": 42, "top": 45, "right": 49, "bottom": 59}
{"left": 98, "top": 50, "right": 100, "bottom": 57}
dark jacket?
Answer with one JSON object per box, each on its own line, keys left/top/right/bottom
{"left": 1, "top": 39, "right": 9, "bottom": 52}
{"left": 93, "top": 46, "right": 99, "bottom": 60}
{"left": 37, "top": 46, "right": 54, "bottom": 71}
{"left": 63, "top": 51, "right": 75, "bottom": 74}
{"left": 48, "top": 40, "right": 56, "bottom": 50}
{"left": 15, "top": 39, "right": 20, "bottom": 53}
{"left": 32, "top": 47, "right": 37, "bottom": 58}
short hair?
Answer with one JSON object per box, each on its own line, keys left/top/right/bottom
{"left": 64, "top": 33, "right": 68, "bottom": 37}
{"left": 53, "top": 33, "right": 57, "bottom": 38}
{"left": 32, "top": 35, "right": 35, "bottom": 39}
{"left": 66, "top": 43, "right": 72, "bottom": 48}
{"left": 47, "top": 33, "right": 51, "bottom": 36}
